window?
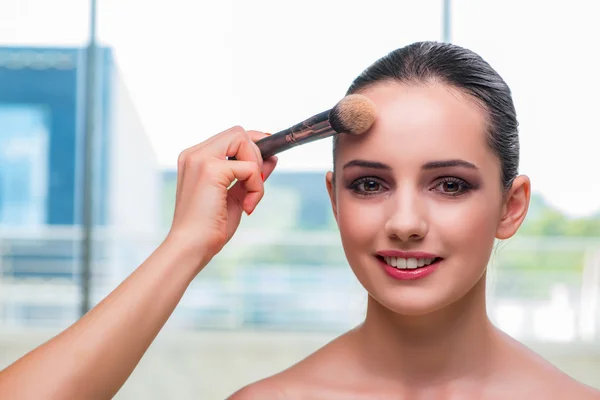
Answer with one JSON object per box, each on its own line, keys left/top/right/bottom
{"left": 0, "top": 105, "right": 49, "bottom": 226}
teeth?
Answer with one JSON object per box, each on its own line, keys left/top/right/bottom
{"left": 397, "top": 257, "right": 407, "bottom": 269}
{"left": 383, "top": 256, "right": 436, "bottom": 269}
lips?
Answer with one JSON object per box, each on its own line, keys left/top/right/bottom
{"left": 375, "top": 251, "right": 443, "bottom": 280}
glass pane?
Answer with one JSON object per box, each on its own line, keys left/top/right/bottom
{"left": 0, "top": 105, "right": 49, "bottom": 226}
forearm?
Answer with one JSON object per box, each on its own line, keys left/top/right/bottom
{"left": 0, "top": 240, "right": 204, "bottom": 400}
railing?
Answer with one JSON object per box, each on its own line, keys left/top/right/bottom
{"left": 0, "top": 226, "right": 599, "bottom": 347}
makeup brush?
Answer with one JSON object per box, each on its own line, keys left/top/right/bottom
{"left": 232, "top": 94, "right": 377, "bottom": 160}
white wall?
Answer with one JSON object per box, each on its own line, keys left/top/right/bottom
{"left": 103, "top": 61, "right": 163, "bottom": 287}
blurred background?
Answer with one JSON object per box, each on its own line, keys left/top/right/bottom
{"left": 0, "top": 0, "right": 599, "bottom": 398}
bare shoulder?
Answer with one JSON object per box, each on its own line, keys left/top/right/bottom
{"left": 228, "top": 330, "right": 359, "bottom": 400}
{"left": 575, "top": 384, "right": 600, "bottom": 399}
{"left": 227, "top": 378, "right": 290, "bottom": 400}
{"left": 548, "top": 369, "right": 600, "bottom": 399}
{"left": 504, "top": 338, "right": 600, "bottom": 399}
{"left": 225, "top": 351, "right": 334, "bottom": 400}
{"left": 544, "top": 372, "right": 600, "bottom": 400}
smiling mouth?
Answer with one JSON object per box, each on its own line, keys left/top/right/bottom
{"left": 376, "top": 255, "right": 443, "bottom": 269}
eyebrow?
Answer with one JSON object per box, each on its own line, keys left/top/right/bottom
{"left": 422, "top": 159, "right": 478, "bottom": 170}
{"left": 342, "top": 159, "right": 478, "bottom": 171}
{"left": 342, "top": 160, "right": 392, "bottom": 170}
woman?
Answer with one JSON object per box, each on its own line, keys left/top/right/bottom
{"left": 230, "top": 42, "right": 600, "bottom": 399}
{"left": 0, "top": 41, "right": 598, "bottom": 399}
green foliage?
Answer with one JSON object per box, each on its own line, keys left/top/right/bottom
{"left": 490, "top": 248, "right": 584, "bottom": 299}
{"left": 520, "top": 194, "right": 600, "bottom": 237}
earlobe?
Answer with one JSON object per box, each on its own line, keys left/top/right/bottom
{"left": 496, "top": 175, "right": 531, "bottom": 240}
{"left": 325, "top": 171, "right": 338, "bottom": 222}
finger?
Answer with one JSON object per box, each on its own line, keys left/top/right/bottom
{"left": 186, "top": 126, "right": 253, "bottom": 161}
{"left": 245, "top": 130, "right": 269, "bottom": 168}
{"left": 208, "top": 127, "right": 263, "bottom": 173}
{"left": 228, "top": 156, "right": 277, "bottom": 215}
{"left": 175, "top": 129, "right": 228, "bottom": 206}
{"left": 176, "top": 126, "right": 256, "bottom": 209}
{"left": 227, "top": 128, "right": 263, "bottom": 173}
{"left": 220, "top": 126, "right": 255, "bottom": 160}
{"left": 175, "top": 147, "right": 197, "bottom": 210}
{"left": 178, "top": 125, "right": 235, "bottom": 164}
{"left": 181, "top": 125, "right": 252, "bottom": 162}
{"left": 262, "top": 156, "right": 278, "bottom": 182}
{"left": 246, "top": 130, "right": 271, "bottom": 142}
{"left": 199, "top": 125, "right": 242, "bottom": 148}
{"left": 221, "top": 159, "right": 263, "bottom": 214}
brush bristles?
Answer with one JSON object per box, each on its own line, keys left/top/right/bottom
{"left": 329, "top": 94, "right": 377, "bottom": 135}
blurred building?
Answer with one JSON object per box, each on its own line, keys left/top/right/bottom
{"left": 161, "top": 169, "right": 336, "bottom": 232}
{"left": 0, "top": 45, "right": 160, "bottom": 230}
{"left": 0, "top": 46, "right": 161, "bottom": 326}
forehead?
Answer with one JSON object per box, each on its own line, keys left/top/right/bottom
{"left": 336, "top": 82, "right": 493, "bottom": 168}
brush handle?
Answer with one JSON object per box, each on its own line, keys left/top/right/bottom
{"left": 231, "top": 109, "right": 338, "bottom": 160}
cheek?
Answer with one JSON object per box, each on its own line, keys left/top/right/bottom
{"left": 337, "top": 196, "right": 385, "bottom": 249}
{"left": 431, "top": 193, "right": 501, "bottom": 258}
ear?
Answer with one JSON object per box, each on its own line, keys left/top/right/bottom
{"left": 496, "top": 175, "right": 531, "bottom": 240}
{"left": 325, "top": 171, "right": 338, "bottom": 223}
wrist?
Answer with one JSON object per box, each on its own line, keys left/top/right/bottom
{"left": 158, "top": 234, "right": 213, "bottom": 277}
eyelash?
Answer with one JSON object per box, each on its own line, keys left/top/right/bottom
{"left": 431, "top": 177, "right": 474, "bottom": 197}
{"left": 347, "top": 177, "right": 388, "bottom": 197}
{"left": 347, "top": 176, "right": 474, "bottom": 197}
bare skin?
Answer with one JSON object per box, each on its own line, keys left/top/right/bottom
{"left": 0, "top": 81, "right": 596, "bottom": 399}
{"left": 231, "top": 282, "right": 600, "bottom": 399}
{"left": 0, "top": 127, "right": 277, "bottom": 400}
{"left": 229, "top": 82, "right": 600, "bottom": 399}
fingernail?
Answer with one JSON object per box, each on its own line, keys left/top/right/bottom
{"left": 261, "top": 172, "right": 265, "bottom": 181}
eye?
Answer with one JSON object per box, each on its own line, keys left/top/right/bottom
{"left": 432, "top": 177, "right": 473, "bottom": 196}
{"left": 348, "top": 177, "right": 387, "bottom": 196}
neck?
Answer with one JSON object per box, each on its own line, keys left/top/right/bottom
{"left": 355, "top": 273, "right": 501, "bottom": 386}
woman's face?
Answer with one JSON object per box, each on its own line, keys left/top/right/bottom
{"left": 326, "top": 82, "right": 529, "bottom": 316}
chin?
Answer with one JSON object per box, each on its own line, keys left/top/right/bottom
{"left": 349, "top": 257, "right": 487, "bottom": 318}
{"left": 369, "top": 287, "right": 460, "bottom": 316}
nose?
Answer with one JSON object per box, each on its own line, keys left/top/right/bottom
{"left": 384, "top": 187, "right": 429, "bottom": 242}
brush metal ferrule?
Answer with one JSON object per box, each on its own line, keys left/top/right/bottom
{"left": 254, "top": 108, "right": 338, "bottom": 159}
{"left": 285, "top": 119, "right": 335, "bottom": 146}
